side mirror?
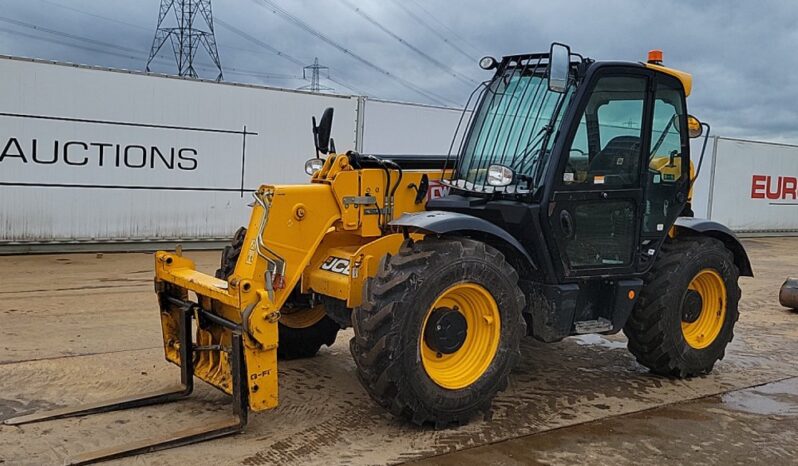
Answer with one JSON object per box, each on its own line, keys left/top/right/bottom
{"left": 548, "top": 43, "right": 570, "bottom": 93}
{"left": 313, "top": 107, "right": 334, "bottom": 155}
{"left": 687, "top": 115, "right": 703, "bottom": 138}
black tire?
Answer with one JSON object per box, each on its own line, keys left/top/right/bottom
{"left": 277, "top": 315, "right": 340, "bottom": 360}
{"left": 350, "top": 238, "right": 526, "bottom": 426}
{"left": 215, "top": 227, "right": 340, "bottom": 360}
{"left": 624, "top": 236, "right": 741, "bottom": 377}
{"left": 214, "top": 227, "right": 248, "bottom": 280}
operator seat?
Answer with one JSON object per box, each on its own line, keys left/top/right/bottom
{"left": 588, "top": 135, "right": 641, "bottom": 184}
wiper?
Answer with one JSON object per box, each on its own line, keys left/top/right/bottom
{"left": 649, "top": 114, "right": 676, "bottom": 160}
{"left": 510, "top": 125, "right": 548, "bottom": 173}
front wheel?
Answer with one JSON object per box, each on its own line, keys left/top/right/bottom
{"left": 350, "top": 238, "right": 526, "bottom": 426}
{"left": 624, "top": 236, "right": 741, "bottom": 377}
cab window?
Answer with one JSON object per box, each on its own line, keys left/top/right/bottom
{"left": 643, "top": 80, "right": 687, "bottom": 233}
{"left": 562, "top": 76, "right": 647, "bottom": 187}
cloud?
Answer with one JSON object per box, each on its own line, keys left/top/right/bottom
{"left": 0, "top": 0, "right": 796, "bottom": 142}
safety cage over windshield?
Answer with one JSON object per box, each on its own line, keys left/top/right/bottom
{"left": 443, "top": 45, "right": 586, "bottom": 195}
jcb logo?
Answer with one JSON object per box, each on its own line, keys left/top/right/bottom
{"left": 321, "top": 256, "right": 350, "bottom": 275}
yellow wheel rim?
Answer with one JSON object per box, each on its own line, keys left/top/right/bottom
{"left": 681, "top": 269, "right": 727, "bottom": 349}
{"left": 420, "top": 283, "right": 501, "bottom": 389}
{"left": 280, "top": 305, "right": 326, "bottom": 329}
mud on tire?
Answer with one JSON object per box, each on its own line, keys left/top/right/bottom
{"left": 624, "top": 236, "right": 741, "bottom": 377}
{"left": 216, "top": 227, "right": 340, "bottom": 360}
{"left": 350, "top": 238, "right": 526, "bottom": 426}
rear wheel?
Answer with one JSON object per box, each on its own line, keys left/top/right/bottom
{"left": 350, "top": 238, "right": 525, "bottom": 425}
{"left": 624, "top": 236, "right": 740, "bottom": 377}
{"left": 215, "top": 227, "right": 340, "bottom": 360}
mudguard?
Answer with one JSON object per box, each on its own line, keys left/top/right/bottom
{"left": 674, "top": 217, "right": 754, "bottom": 276}
{"left": 389, "top": 211, "right": 535, "bottom": 268}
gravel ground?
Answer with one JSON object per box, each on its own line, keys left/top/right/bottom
{"left": 0, "top": 237, "right": 796, "bottom": 465}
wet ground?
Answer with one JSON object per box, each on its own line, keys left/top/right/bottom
{"left": 0, "top": 237, "right": 796, "bottom": 465}
{"left": 414, "top": 377, "right": 798, "bottom": 465}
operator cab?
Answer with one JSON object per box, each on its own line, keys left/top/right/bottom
{"left": 432, "top": 44, "right": 706, "bottom": 280}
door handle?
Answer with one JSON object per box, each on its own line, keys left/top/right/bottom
{"left": 560, "top": 210, "right": 575, "bottom": 239}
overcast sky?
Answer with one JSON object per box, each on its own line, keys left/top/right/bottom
{"left": 0, "top": 0, "right": 795, "bottom": 143}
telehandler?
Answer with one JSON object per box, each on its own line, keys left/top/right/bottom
{"left": 4, "top": 44, "right": 752, "bottom": 464}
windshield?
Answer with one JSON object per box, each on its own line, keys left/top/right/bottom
{"left": 452, "top": 65, "right": 572, "bottom": 192}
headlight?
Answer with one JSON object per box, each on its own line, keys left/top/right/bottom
{"left": 487, "top": 164, "right": 514, "bottom": 187}
{"left": 304, "top": 158, "right": 324, "bottom": 175}
{"left": 479, "top": 56, "right": 498, "bottom": 70}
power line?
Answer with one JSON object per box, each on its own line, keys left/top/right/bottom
{"left": 249, "top": 0, "right": 458, "bottom": 106}
{"left": 36, "top": 0, "right": 150, "bottom": 32}
{"left": 0, "top": 26, "right": 146, "bottom": 62}
{"left": 0, "top": 16, "right": 141, "bottom": 54}
{"left": 336, "top": 0, "right": 477, "bottom": 87}
{"left": 386, "top": 0, "right": 478, "bottom": 63}
{"left": 33, "top": 0, "right": 276, "bottom": 58}
{"left": 8, "top": 1, "right": 439, "bottom": 102}
{"left": 214, "top": 17, "right": 372, "bottom": 96}
{"left": 405, "top": 0, "right": 485, "bottom": 58}
{"left": 0, "top": 23, "right": 301, "bottom": 85}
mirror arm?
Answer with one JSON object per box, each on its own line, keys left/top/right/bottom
{"left": 692, "top": 122, "right": 712, "bottom": 183}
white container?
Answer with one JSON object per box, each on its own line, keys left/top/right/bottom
{"left": 706, "top": 137, "right": 798, "bottom": 233}
{"left": 359, "top": 98, "right": 469, "bottom": 156}
{"left": 0, "top": 56, "right": 358, "bottom": 245}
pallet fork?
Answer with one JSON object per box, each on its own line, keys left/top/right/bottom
{"left": 3, "top": 302, "right": 249, "bottom": 465}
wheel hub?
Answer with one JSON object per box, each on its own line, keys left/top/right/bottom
{"left": 682, "top": 289, "right": 703, "bottom": 323}
{"left": 423, "top": 307, "right": 467, "bottom": 355}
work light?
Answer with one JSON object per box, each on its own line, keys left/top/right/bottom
{"left": 305, "top": 158, "right": 324, "bottom": 175}
{"left": 486, "top": 164, "right": 514, "bottom": 187}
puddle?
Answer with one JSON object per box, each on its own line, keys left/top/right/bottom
{"left": 569, "top": 333, "right": 627, "bottom": 350}
{"left": 721, "top": 377, "right": 798, "bottom": 416}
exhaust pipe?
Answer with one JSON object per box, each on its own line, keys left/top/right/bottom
{"left": 778, "top": 277, "right": 798, "bottom": 310}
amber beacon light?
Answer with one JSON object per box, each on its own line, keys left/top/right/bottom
{"left": 647, "top": 49, "right": 664, "bottom": 64}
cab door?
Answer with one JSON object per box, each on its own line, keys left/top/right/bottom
{"left": 546, "top": 70, "right": 652, "bottom": 278}
{"left": 638, "top": 76, "right": 691, "bottom": 271}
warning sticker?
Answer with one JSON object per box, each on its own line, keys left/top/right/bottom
{"left": 563, "top": 172, "right": 575, "bottom": 182}
{"left": 594, "top": 175, "right": 605, "bottom": 184}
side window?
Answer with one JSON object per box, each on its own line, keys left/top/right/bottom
{"left": 649, "top": 85, "right": 685, "bottom": 181}
{"left": 644, "top": 81, "right": 687, "bottom": 233}
{"left": 563, "top": 76, "right": 647, "bottom": 186}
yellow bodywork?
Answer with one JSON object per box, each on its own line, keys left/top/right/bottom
{"left": 154, "top": 153, "right": 444, "bottom": 411}
{"left": 645, "top": 63, "right": 692, "bottom": 97}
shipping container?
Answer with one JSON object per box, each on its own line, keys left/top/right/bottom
{"left": 1, "top": 56, "right": 797, "bottom": 252}
{"left": 0, "top": 56, "right": 359, "bottom": 248}
{"left": 705, "top": 137, "right": 798, "bottom": 233}
{"left": 360, "top": 98, "right": 469, "bottom": 156}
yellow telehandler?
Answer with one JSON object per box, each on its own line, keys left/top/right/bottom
{"left": 4, "top": 44, "right": 753, "bottom": 464}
